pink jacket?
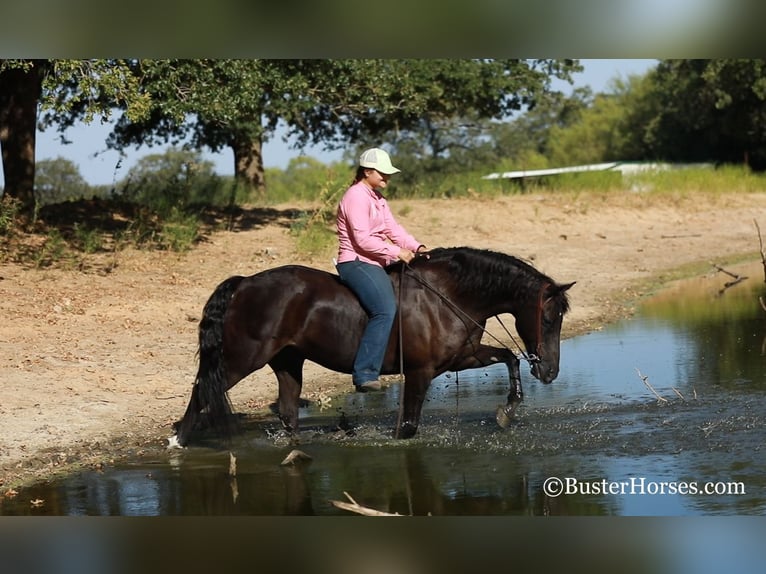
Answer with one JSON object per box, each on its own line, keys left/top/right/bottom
{"left": 336, "top": 181, "right": 421, "bottom": 267}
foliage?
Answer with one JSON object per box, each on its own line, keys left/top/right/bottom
{"left": 288, "top": 167, "right": 348, "bottom": 256}
{"left": 640, "top": 59, "right": 766, "bottom": 169}
{"left": 333, "top": 60, "right": 583, "bottom": 187}
{"left": 482, "top": 87, "right": 593, "bottom": 171}
{"left": 72, "top": 222, "right": 103, "bottom": 254}
{"left": 105, "top": 59, "right": 580, "bottom": 195}
{"left": 116, "top": 147, "right": 229, "bottom": 214}
{"left": 544, "top": 75, "right": 658, "bottom": 166}
{"left": 38, "top": 59, "right": 151, "bottom": 126}
{"left": 0, "top": 59, "right": 152, "bottom": 214}
{"left": 34, "top": 228, "right": 68, "bottom": 268}
{"left": 108, "top": 147, "right": 232, "bottom": 251}
{"left": 34, "top": 157, "right": 91, "bottom": 206}
{"left": 265, "top": 156, "right": 349, "bottom": 204}
{"left": 3, "top": 58, "right": 580, "bottom": 217}
{"left": 156, "top": 208, "right": 200, "bottom": 252}
{"left": 511, "top": 60, "right": 766, "bottom": 172}
{"left": 289, "top": 59, "right": 581, "bottom": 147}
{"left": 0, "top": 196, "right": 21, "bottom": 235}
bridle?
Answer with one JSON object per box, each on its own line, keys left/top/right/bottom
{"left": 494, "top": 281, "right": 549, "bottom": 366}
{"left": 398, "top": 261, "right": 549, "bottom": 366}
{"left": 535, "top": 281, "right": 551, "bottom": 360}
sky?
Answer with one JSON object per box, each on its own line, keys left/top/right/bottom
{"left": 1, "top": 59, "right": 657, "bottom": 187}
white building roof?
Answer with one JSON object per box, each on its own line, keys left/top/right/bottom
{"left": 482, "top": 162, "right": 674, "bottom": 180}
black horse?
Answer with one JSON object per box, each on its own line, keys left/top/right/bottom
{"left": 172, "top": 247, "right": 574, "bottom": 447}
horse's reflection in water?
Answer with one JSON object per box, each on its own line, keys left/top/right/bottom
{"left": 173, "top": 247, "right": 573, "bottom": 447}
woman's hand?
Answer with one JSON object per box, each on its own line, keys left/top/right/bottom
{"left": 398, "top": 245, "right": 430, "bottom": 263}
{"left": 397, "top": 248, "right": 416, "bottom": 263}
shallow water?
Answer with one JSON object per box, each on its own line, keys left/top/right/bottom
{"left": 3, "top": 262, "right": 765, "bottom": 516}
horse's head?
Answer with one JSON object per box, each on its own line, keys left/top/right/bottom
{"left": 516, "top": 281, "right": 575, "bottom": 384}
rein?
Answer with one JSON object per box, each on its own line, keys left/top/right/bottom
{"left": 396, "top": 270, "right": 406, "bottom": 437}
{"left": 400, "top": 261, "right": 543, "bottom": 365}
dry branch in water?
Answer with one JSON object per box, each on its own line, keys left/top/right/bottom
{"left": 280, "top": 449, "right": 313, "bottom": 466}
{"left": 635, "top": 368, "right": 669, "bottom": 403}
{"left": 228, "top": 452, "right": 239, "bottom": 504}
{"left": 713, "top": 264, "right": 747, "bottom": 293}
{"left": 753, "top": 220, "right": 766, "bottom": 315}
{"left": 329, "top": 492, "right": 403, "bottom": 516}
{"left": 755, "top": 219, "right": 766, "bottom": 284}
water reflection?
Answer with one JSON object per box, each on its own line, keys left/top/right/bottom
{"left": 647, "top": 271, "right": 765, "bottom": 387}
{"left": 3, "top": 262, "right": 765, "bottom": 516}
{"left": 561, "top": 261, "right": 766, "bottom": 403}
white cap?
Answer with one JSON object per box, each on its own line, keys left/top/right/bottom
{"left": 358, "top": 148, "right": 401, "bottom": 175}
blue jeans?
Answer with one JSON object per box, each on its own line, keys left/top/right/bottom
{"left": 337, "top": 259, "right": 397, "bottom": 386}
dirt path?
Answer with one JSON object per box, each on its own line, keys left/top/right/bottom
{"left": 2, "top": 190, "right": 765, "bottom": 489}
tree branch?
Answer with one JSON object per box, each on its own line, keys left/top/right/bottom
{"left": 755, "top": 219, "right": 766, "bottom": 285}
{"left": 329, "top": 492, "right": 403, "bottom": 516}
{"left": 635, "top": 368, "right": 669, "bottom": 403}
{"left": 712, "top": 264, "right": 748, "bottom": 295}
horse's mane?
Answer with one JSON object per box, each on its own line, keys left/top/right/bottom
{"left": 405, "top": 246, "right": 569, "bottom": 310}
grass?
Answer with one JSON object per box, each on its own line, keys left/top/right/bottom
{"left": 157, "top": 208, "right": 200, "bottom": 252}
{"left": 35, "top": 229, "right": 68, "bottom": 268}
{"left": 633, "top": 164, "right": 766, "bottom": 195}
{"left": 1, "top": 198, "right": 202, "bottom": 269}
{"left": 72, "top": 223, "right": 104, "bottom": 254}
{"left": 0, "top": 197, "right": 21, "bottom": 235}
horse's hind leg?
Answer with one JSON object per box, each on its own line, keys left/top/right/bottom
{"left": 172, "top": 384, "right": 202, "bottom": 447}
{"left": 269, "top": 348, "right": 304, "bottom": 434}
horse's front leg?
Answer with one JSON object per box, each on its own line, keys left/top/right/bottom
{"left": 397, "top": 369, "right": 434, "bottom": 439}
{"left": 450, "top": 345, "right": 523, "bottom": 429}
{"left": 496, "top": 352, "right": 523, "bottom": 429}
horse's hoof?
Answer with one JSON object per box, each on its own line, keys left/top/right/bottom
{"left": 167, "top": 435, "right": 185, "bottom": 449}
{"left": 397, "top": 422, "right": 418, "bottom": 439}
{"left": 495, "top": 405, "right": 516, "bottom": 429}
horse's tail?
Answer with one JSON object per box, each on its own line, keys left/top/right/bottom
{"left": 173, "top": 275, "right": 245, "bottom": 447}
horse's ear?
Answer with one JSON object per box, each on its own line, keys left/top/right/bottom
{"left": 544, "top": 281, "right": 575, "bottom": 302}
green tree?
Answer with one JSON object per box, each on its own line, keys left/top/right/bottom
{"left": 34, "top": 157, "right": 90, "bottom": 206}
{"left": 109, "top": 60, "right": 295, "bottom": 198}
{"left": 305, "top": 59, "right": 583, "bottom": 176}
{"left": 118, "top": 147, "right": 224, "bottom": 213}
{"left": 545, "top": 74, "right": 663, "bottom": 166}
{"left": 547, "top": 94, "right": 627, "bottom": 166}
{"left": 486, "top": 86, "right": 594, "bottom": 170}
{"left": 0, "top": 59, "right": 150, "bottom": 216}
{"left": 108, "top": 59, "right": 581, "bottom": 196}
{"left": 0, "top": 60, "right": 50, "bottom": 213}
{"left": 644, "top": 59, "right": 766, "bottom": 169}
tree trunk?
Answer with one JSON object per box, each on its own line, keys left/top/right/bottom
{"left": 0, "top": 61, "right": 47, "bottom": 216}
{"left": 232, "top": 134, "right": 266, "bottom": 199}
